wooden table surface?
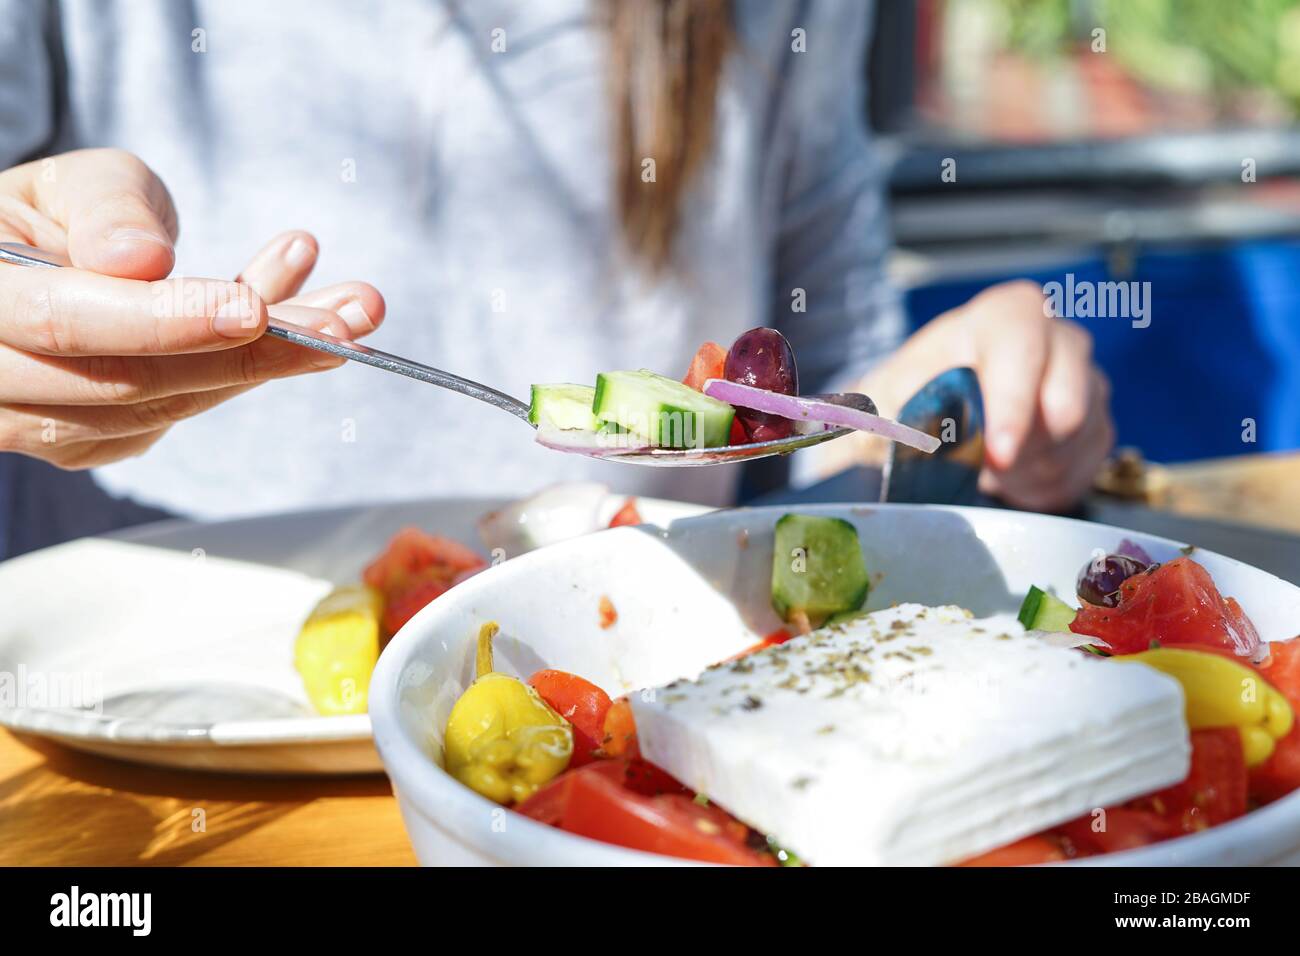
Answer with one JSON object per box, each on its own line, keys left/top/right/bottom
{"left": 0, "top": 731, "right": 416, "bottom": 866}
{"left": 1151, "top": 451, "right": 1300, "bottom": 535}
{"left": 5, "top": 451, "right": 1299, "bottom": 866}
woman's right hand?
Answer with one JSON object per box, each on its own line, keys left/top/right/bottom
{"left": 0, "top": 148, "right": 384, "bottom": 468}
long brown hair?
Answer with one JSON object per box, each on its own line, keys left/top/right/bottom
{"left": 606, "top": 0, "right": 731, "bottom": 272}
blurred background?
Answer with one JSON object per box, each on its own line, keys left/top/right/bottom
{"left": 875, "top": 0, "right": 1300, "bottom": 463}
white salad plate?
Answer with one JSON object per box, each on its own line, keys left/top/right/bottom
{"left": 369, "top": 503, "right": 1300, "bottom": 866}
{"left": 0, "top": 491, "right": 709, "bottom": 775}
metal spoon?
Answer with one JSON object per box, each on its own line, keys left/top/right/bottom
{"left": 0, "top": 241, "right": 855, "bottom": 467}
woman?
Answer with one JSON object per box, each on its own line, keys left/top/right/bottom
{"left": 0, "top": 0, "right": 1112, "bottom": 552}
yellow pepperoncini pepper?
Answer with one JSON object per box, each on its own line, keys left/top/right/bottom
{"left": 294, "top": 584, "right": 383, "bottom": 715}
{"left": 1118, "top": 647, "right": 1295, "bottom": 767}
{"left": 443, "top": 622, "right": 573, "bottom": 803}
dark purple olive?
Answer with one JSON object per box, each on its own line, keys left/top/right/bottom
{"left": 1076, "top": 553, "right": 1150, "bottom": 607}
{"left": 725, "top": 327, "right": 798, "bottom": 442}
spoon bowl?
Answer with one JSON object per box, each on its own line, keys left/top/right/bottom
{"left": 536, "top": 421, "right": 854, "bottom": 466}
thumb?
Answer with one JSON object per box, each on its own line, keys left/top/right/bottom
{"left": 53, "top": 149, "right": 178, "bottom": 280}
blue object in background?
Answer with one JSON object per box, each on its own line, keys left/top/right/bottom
{"left": 0, "top": 452, "right": 172, "bottom": 561}
{"left": 904, "top": 237, "right": 1300, "bottom": 462}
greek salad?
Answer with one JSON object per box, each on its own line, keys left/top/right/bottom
{"left": 529, "top": 328, "right": 939, "bottom": 453}
{"left": 441, "top": 515, "right": 1300, "bottom": 866}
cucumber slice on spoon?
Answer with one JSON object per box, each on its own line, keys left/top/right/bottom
{"left": 0, "top": 242, "right": 935, "bottom": 469}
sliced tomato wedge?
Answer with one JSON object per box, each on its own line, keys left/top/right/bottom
{"left": 1128, "top": 727, "right": 1247, "bottom": 833}
{"left": 956, "top": 835, "right": 1067, "bottom": 867}
{"left": 966, "top": 728, "right": 1250, "bottom": 863}
{"left": 600, "top": 697, "right": 638, "bottom": 757}
{"left": 1252, "top": 636, "right": 1300, "bottom": 803}
{"left": 725, "top": 628, "right": 792, "bottom": 662}
{"left": 528, "top": 669, "right": 613, "bottom": 767}
{"left": 621, "top": 756, "right": 692, "bottom": 797}
{"left": 516, "top": 759, "right": 774, "bottom": 866}
{"left": 362, "top": 528, "right": 484, "bottom": 593}
{"left": 1257, "top": 635, "right": 1300, "bottom": 697}
{"left": 381, "top": 577, "right": 450, "bottom": 637}
{"left": 1069, "top": 557, "right": 1261, "bottom": 658}
{"left": 1054, "top": 808, "right": 1174, "bottom": 856}
{"left": 682, "top": 342, "right": 747, "bottom": 445}
{"left": 363, "top": 528, "right": 486, "bottom": 637}
{"left": 608, "top": 497, "right": 642, "bottom": 528}
{"left": 682, "top": 342, "right": 727, "bottom": 391}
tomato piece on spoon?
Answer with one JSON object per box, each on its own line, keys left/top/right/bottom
{"left": 682, "top": 341, "right": 727, "bottom": 391}
{"left": 682, "top": 341, "right": 749, "bottom": 444}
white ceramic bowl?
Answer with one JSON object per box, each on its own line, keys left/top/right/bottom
{"left": 370, "top": 504, "right": 1300, "bottom": 866}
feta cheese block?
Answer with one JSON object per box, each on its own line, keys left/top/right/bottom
{"left": 631, "top": 604, "right": 1190, "bottom": 866}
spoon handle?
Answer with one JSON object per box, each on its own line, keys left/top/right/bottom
{"left": 0, "top": 241, "right": 532, "bottom": 422}
{"left": 262, "top": 321, "right": 532, "bottom": 421}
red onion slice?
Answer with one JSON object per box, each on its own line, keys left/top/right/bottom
{"left": 702, "top": 379, "right": 941, "bottom": 453}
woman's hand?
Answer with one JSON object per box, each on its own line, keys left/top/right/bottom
{"left": 0, "top": 148, "right": 384, "bottom": 468}
{"left": 833, "top": 280, "right": 1114, "bottom": 512}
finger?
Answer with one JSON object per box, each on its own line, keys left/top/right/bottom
{"left": 0, "top": 269, "right": 268, "bottom": 355}
{"left": 236, "top": 230, "right": 318, "bottom": 304}
{"left": 973, "top": 287, "right": 1052, "bottom": 469}
{"left": 0, "top": 306, "right": 353, "bottom": 405}
{"left": 1039, "top": 321, "right": 1093, "bottom": 443}
{"left": 38, "top": 428, "right": 170, "bottom": 472}
{"left": 38, "top": 149, "right": 179, "bottom": 280}
{"left": 284, "top": 281, "right": 386, "bottom": 335}
{"left": 2, "top": 383, "right": 260, "bottom": 448}
{"left": 980, "top": 372, "right": 1115, "bottom": 512}
{"left": 0, "top": 188, "right": 71, "bottom": 251}
{"left": 1027, "top": 416, "right": 1114, "bottom": 512}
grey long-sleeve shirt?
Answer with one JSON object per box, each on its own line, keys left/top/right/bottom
{"left": 0, "top": 0, "right": 901, "bottom": 543}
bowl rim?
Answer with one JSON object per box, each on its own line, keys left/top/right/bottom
{"left": 369, "top": 502, "right": 1300, "bottom": 867}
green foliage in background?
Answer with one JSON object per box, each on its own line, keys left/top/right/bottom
{"left": 995, "top": 0, "right": 1300, "bottom": 111}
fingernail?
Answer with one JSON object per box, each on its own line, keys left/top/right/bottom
{"left": 212, "top": 297, "right": 260, "bottom": 338}
{"left": 284, "top": 237, "right": 314, "bottom": 267}
{"left": 336, "top": 298, "right": 375, "bottom": 333}
{"left": 989, "top": 429, "right": 1016, "bottom": 464}
{"left": 107, "top": 227, "right": 172, "bottom": 248}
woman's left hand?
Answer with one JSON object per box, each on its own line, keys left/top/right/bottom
{"left": 840, "top": 280, "right": 1115, "bottom": 512}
